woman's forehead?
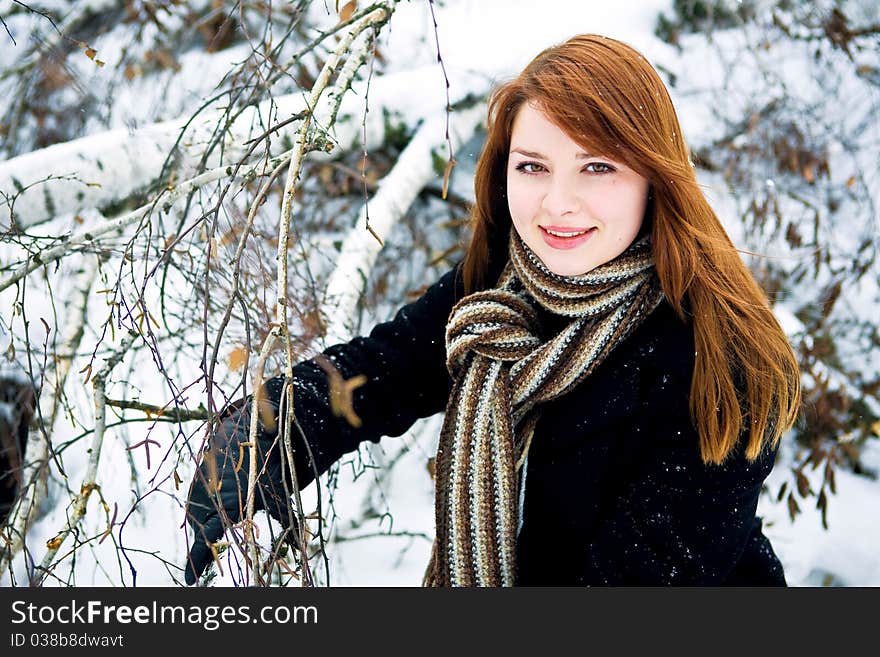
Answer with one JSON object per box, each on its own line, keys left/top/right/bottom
{"left": 508, "top": 105, "right": 616, "bottom": 161}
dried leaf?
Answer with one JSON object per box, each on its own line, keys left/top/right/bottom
{"left": 315, "top": 356, "right": 366, "bottom": 428}
{"left": 793, "top": 468, "right": 811, "bottom": 497}
{"left": 821, "top": 280, "right": 842, "bottom": 318}
{"left": 809, "top": 447, "right": 825, "bottom": 470}
{"left": 442, "top": 157, "right": 457, "bottom": 200}
{"left": 85, "top": 47, "right": 97, "bottom": 61}
{"left": 204, "top": 449, "right": 219, "bottom": 493}
{"left": 802, "top": 164, "right": 815, "bottom": 183}
{"left": 46, "top": 535, "right": 64, "bottom": 550}
{"left": 426, "top": 456, "right": 436, "bottom": 480}
{"left": 339, "top": 0, "right": 357, "bottom": 22}
{"left": 330, "top": 374, "right": 366, "bottom": 428}
{"left": 775, "top": 481, "right": 788, "bottom": 503}
{"left": 256, "top": 390, "right": 277, "bottom": 434}
{"left": 235, "top": 442, "right": 250, "bottom": 473}
{"left": 228, "top": 346, "right": 248, "bottom": 371}
{"left": 296, "top": 63, "right": 316, "bottom": 89}
{"left": 816, "top": 489, "right": 828, "bottom": 530}
{"left": 784, "top": 222, "right": 802, "bottom": 248}
{"left": 846, "top": 175, "right": 856, "bottom": 189}
{"left": 786, "top": 492, "right": 800, "bottom": 522}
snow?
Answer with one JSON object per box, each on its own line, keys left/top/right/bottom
{"left": 1, "top": 0, "right": 878, "bottom": 587}
{"left": 762, "top": 436, "right": 880, "bottom": 587}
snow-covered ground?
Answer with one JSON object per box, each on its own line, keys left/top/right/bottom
{"left": 1, "top": 0, "right": 877, "bottom": 586}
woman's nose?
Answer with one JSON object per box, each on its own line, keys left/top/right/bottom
{"left": 540, "top": 178, "right": 580, "bottom": 216}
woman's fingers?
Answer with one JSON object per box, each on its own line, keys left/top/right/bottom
{"left": 184, "top": 513, "right": 224, "bottom": 585}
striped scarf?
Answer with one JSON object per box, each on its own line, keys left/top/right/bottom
{"left": 423, "top": 227, "right": 664, "bottom": 586}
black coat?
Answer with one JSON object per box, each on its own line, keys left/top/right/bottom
{"left": 241, "top": 262, "right": 787, "bottom": 586}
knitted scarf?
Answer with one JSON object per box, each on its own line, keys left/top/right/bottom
{"left": 423, "top": 227, "right": 664, "bottom": 587}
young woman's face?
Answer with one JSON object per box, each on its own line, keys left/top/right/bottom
{"left": 506, "top": 103, "right": 650, "bottom": 277}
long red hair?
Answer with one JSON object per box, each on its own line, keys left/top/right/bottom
{"left": 461, "top": 34, "right": 801, "bottom": 464}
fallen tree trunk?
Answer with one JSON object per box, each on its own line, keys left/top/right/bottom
{"left": 1, "top": 66, "right": 489, "bottom": 231}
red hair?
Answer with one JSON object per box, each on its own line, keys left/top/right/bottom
{"left": 461, "top": 34, "right": 800, "bottom": 464}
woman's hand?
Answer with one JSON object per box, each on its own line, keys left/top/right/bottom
{"left": 183, "top": 399, "right": 294, "bottom": 585}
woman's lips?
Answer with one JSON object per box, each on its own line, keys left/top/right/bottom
{"left": 539, "top": 225, "right": 597, "bottom": 250}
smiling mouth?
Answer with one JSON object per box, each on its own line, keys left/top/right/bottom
{"left": 540, "top": 226, "right": 595, "bottom": 238}
{"left": 538, "top": 225, "right": 598, "bottom": 251}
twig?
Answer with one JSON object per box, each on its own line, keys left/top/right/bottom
{"left": 426, "top": 0, "right": 456, "bottom": 197}
{"left": 0, "top": 153, "right": 292, "bottom": 294}
{"left": 241, "top": 2, "right": 397, "bottom": 584}
{"left": 0, "top": 258, "right": 98, "bottom": 567}
{"left": 103, "top": 397, "right": 209, "bottom": 422}
{"left": 321, "top": 101, "right": 485, "bottom": 344}
{"left": 333, "top": 529, "right": 432, "bottom": 543}
{"left": 35, "top": 330, "right": 138, "bottom": 582}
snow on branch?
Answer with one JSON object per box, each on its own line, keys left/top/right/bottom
{"left": 322, "top": 102, "right": 486, "bottom": 345}
{"left": 0, "top": 63, "right": 489, "bottom": 231}
{"left": 236, "top": 0, "right": 399, "bottom": 585}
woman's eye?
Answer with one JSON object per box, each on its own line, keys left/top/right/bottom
{"left": 585, "top": 162, "right": 614, "bottom": 174}
{"left": 515, "top": 162, "right": 545, "bottom": 174}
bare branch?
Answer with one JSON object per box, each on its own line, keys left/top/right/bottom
{"left": 322, "top": 102, "right": 485, "bottom": 345}
{"left": 0, "top": 258, "right": 98, "bottom": 567}
{"left": 35, "top": 329, "right": 138, "bottom": 582}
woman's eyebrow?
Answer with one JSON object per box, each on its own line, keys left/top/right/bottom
{"left": 510, "top": 148, "right": 596, "bottom": 159}
{"left": 510, "top": 148, "right": 544, "bottom": 158}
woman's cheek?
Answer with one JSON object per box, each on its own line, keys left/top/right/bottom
{"left": 507, "top": 184, "right": 537, "bottom": 222}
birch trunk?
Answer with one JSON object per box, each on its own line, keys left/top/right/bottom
{"left": 1, "top": 67, "right": 488, "bottom": 231}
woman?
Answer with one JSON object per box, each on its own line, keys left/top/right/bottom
{"left": 184, "top": 34, "right": 801, "bottom": 587}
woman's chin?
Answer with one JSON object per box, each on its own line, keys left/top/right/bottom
{"left": 540, "top": 258, "right": 594, "bottom": 277}
{"left": 526, "top": 246, "right": 590, "bottom": 276}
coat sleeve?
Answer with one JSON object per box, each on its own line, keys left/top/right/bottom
{"left": 258, "top": 262, "right": 464, "bottom": 490}
{"left": 584, "top": 421, "right": 779, "bottom": 585}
